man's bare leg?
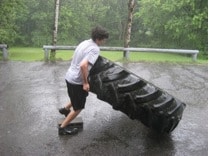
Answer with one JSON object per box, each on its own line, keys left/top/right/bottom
{"left": 64, "top": 102, "right": 72, "bottom": 110}
{"left": 60, "top": 109, "right": 82, "bottom": 128}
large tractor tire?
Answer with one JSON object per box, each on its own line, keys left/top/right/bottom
{"left": 89, "top": 56, "right": 186, "bottom": 133}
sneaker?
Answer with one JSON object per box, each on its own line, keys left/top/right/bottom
{"left": 59, "top": 107, "right": 71, "bottom": 117}
{"left": 58, "top": 126, "right": 78, "bottom": 135}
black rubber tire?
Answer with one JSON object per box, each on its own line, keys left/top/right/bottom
{"left": 89, "top": 56, "right": 186, "bottom": 133}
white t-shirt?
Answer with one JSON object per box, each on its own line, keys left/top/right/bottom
{"left": 65, "top": 39, "right": 100, "bottom": 84}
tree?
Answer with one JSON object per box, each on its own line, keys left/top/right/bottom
{"left": 124, "top": 0, "right": 136, "bottom": 58}
{"left": 0, "top": 0, "right": 206, "bottom": 60}
{"left": 59, "top": 0, "right": 110, "bottom": 44}
{"left": 0, "top": 0, "right": 25, "bottom": 45}
{"left": 102, "top": 0, "right": 128, "bottom": 46}
{"left": 135, "top": 0, "right": 208, "bottom": 55}
{"left": 50, "top": 0, "right": 60, "bottom": 61}
{"left": 15, "top": 0, "right": 54, "bottom": 46}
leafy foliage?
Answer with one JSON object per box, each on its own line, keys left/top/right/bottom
{"left": 0, "top": 0, "right": 24, "bottom": 44}
{"left": 0, "top": 0, "right": 207, "bottom": 57}
{"left": 135, "top": 0, "right": 207, "bottom": 56}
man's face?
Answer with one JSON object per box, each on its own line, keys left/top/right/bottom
{"left": 96, "top": 39, "right": 106, "bottom": 46}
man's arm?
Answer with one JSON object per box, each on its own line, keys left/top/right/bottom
{"left": 80, "top": 59, "right": 90, "bottom": 91}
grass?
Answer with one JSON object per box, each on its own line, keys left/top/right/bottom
{"left": 0, "top": 47, "right": 207, "bottom": 64}
{"left": 9, "top": 47, "right": 45, "bottom": 61}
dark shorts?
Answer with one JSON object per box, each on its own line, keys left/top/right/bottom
{"left": 66, "top": 80, "right": 88, "bottom": 111}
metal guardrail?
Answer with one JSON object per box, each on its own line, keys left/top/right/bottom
{"left": 0, "top": 44, "right": 8, "bottom": 60}
{"left": 43, "top": 45, "right": 199, "bottom": 61}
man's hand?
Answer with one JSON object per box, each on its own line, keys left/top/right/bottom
{"left": 83, "top": 83, "right": 90, "bottom": 92}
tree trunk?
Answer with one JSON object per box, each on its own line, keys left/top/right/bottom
{"left": 50, "top": 0, "right": 60, "bottom": 61}
{"left": 123, "top": 0, "right": 136, "bottom": 59}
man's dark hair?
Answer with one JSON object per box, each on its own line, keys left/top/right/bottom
{"left": 91, "top": 26, "right": 109, "bottom": 41}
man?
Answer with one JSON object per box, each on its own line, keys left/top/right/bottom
{"left": 58, "top": 26, "right": 109, "bottom": 135}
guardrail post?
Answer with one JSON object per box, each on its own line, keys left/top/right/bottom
{"left": 2, "top": 47, "right": 8, "bottom": 60}
{"left": 123, "top": 49, "right": 130, "bottom": 60}
{"left": 192, "top": 53, "right": 197, "bottom": 61}
{"left": 44, "top": 48, "right": 49, "bottom": 61}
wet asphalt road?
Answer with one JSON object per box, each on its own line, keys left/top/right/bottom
{"left": 0, "top": 60, "right": 207, "bottom": 156}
